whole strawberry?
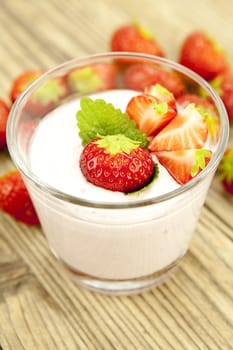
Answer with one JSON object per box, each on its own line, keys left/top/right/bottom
{"left": 0, "top": 98, "right": 10, "bottom": 150}
{"left": 10, "top": 70, "right": 43, "bottom": 103}
{"left": 218, "top": 148, "right": 233, "bottom": 195}
{"left": 179, "top": 31, "right": 228, "bottom": 80}
{"left": 80, "top": 134, "right": 155, "bottom": 193}
{"left": 111, "top": 22, "right": 164, "bottom": 58}
{"left": 67, "top": 63, "right": 118, "bottom": 93}
{"left": 0, "top": 170, "right": 40, "bottom": 225}
{"left": 123, "top": 63, "right": 185, "bottom": 98}
{"left": 209, "top": 70, "right": 233, "bottom": 123}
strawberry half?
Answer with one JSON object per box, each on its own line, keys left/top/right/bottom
{"left": 0, "top": 98, "right": 10, "bottom": 150}
{"left": 0, "top": 170, "right": 40, "bottom": 225}
{"left": 111, "top": 23, "right": 164, "bottom": 59}
{"left": 218, "top": 148, "right": 233, "bottom": 195}
{"left": 155, "top": 149, "right": 212, "bottom": 184}
{"left": 66, "top": 63, "right": 118, "bottom": 93}
{"left": 126, "top": 91, "right": 177, "bottom": 137}
{"left": 123, "top": 63, "right": 186, "bottom": 98}
{"left": 179, "top": 31, "right": 228, "bottom": 80}
{"left": 10, "top": 70, "right": 43, "bottom": 103}
{"left": 149, "top": 104, "right": 208, "bottom": 152}
{"left": 177, "top": 93, "right": 219, "bottom": 143}
{"left": 80, "top": 134, "right": 156, "bottom": 193}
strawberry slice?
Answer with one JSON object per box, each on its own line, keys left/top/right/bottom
{"left": 149, "top": 104, "right": 208, "bottom": 151}
{"left": 126, "top": 92, "right": 177, "bottom": 137}
{"left": 155, "top": 149, "right": 212, "bottom": 184}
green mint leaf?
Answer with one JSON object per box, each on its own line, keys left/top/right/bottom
{"left": 76, "top": 97, "right": 148, "bottom": 147}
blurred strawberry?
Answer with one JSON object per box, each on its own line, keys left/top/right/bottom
{"left": 209, "top": 70, "right": 233, "bottom": 123}
{"left": 10, "top": 70, "right": 43, "bottom": 103}
{"left": 179, "top": 31, "right": 228, "bottom": 80}
{"left": 111, "top": 22, "right": 164, "bottom": 59}
{"left": 0, "top": 98, "right": 10, "bottom": 150}
{"left": 0, "top": 170, "right": 40, "bottom": 225}
{"left": 123, "top": 63, "right": 186, "bottom": 97}
{"left": 25, "top": 76, "right": 69, "bottom": 116}
{"left": 66, "top": 63, "right": 118, "bottom": 93}
{"left": 218, "top": 148, "right": 233, "bottom": 195}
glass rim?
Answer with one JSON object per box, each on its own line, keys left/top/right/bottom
{"left": 7, "top": 52, "right": 229, "bottom": 209}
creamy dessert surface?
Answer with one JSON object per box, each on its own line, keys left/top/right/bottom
{"left": 29, "top": 89, "right": 180, "bottom": 203}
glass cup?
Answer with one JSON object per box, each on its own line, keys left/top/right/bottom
{"left": 7, "top": 53, "right": 229, "bottom": 295}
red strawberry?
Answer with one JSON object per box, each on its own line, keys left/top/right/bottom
{"left": 209, "top": 70, "right": 233, "bottom": 123}
{"left": 126, "top": 91, "right": 177, "bottom": 137}
{"left": 80, "top": 134, "right": 155, "bottom": 193}
{"left": 177, "top": 93, "right": 219, "bottom": 142}
{"left": 177, "top": 93, "right": 216, "bottom": 113}
{"left": 179, "top": 31, "right": 228, "bottom": 80}
{"left": 123, "top": 63, "right": 185, "bottom": 97}
{"left": 218, "top": 148, "right": 233, "bottom": 195}
{"left": 111, "top": 23, "right": 164, "bottom": 59}
{"left": 149, "top": 104, "right": 208, "bottom": 152}
{"left": 10, "top": 70, "right": 43, "bottom": 103}
{"left": 155, "top": 149, "right": 212, "bottom": 184}
{"left": 66, "top": 63, "right": 118, "bottom": 93}
{"left": 26, "top": 76, "right": 69, "bottom": 116}
{"left": 0, "top": 98, "right": 10, "bottom": 150}
{"left": 0, "top": 170, "right": 40, "bottom": 225}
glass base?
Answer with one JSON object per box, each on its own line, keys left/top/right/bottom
{"left": 59, "top": 256, "right": 184, "bottom": 296}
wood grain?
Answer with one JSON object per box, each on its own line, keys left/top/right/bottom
{"left": 0, "top": 0, "right": 233, "bottom": 349}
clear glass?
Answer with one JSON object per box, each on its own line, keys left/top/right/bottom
{"left": 7, "top": 52, "right": 229, "bottom": 295}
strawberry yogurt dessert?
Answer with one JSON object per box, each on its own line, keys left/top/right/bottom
{"left": 7, "top": 53, "right": 229, "bottom": 295}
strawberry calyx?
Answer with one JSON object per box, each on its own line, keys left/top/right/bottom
{"left": 191, "top": 149, "right": 212, "bottom": 177}
{"left": 68, "top": 67, "right": 101, "bottom": 93}
{"left": 95, "top": 134, "right": 140, "bottom": 155}
{"left": 196, "top": 105, "right": 219, "bottom": 142}
{"left": 218, "top": 148, "right": 233, "bottom": 184}
{"left": 132, "top": 20, "right": 154, "bottom": 40}
{"left": 152, "top": 100, "right": 168, "bottom": 115}
{"left": 32, "top": 78, "right": 66, "bottom": 105}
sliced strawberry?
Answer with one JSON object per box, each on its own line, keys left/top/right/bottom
{"left": 177, "top": 93, "right": 219, "bottom": 142}
{"left": 123, "top": 63, "right": 186, "bottom": 97}
{"left": 66, "top": 63, "right": 118, "bottom": 93}
{"left": 155, "top": 149, "right": 212, "bottom": 184}
{"left": 0, "top": 170, "right": 40, "bottom": 225}
{"left": 126, "top": 93, "right": 177, "bottom": 137}
{"left": 149, "top": 104, "right": 208, "bottom": 151}
{"left": 144, "top": 83, "right": 177, "bottom": 110}
{"left": 179, "top": 31, "right": 228, "bottom": 80}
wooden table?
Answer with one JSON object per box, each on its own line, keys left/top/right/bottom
{"left": 0, "top": 1, "right": 233, "bottom": 349}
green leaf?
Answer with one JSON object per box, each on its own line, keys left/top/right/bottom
{"left": 76, "top": 97, "right": 148, "bottom": 147}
